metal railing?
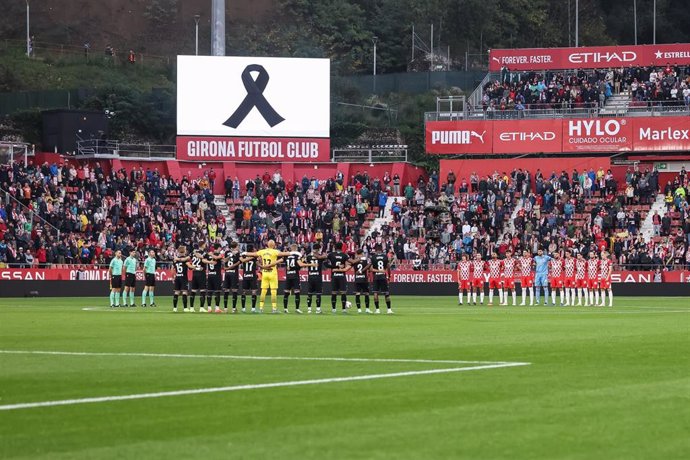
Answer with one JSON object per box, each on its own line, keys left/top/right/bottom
{"left": 332, "top": 148, "right": 408, "bottom": 163}
{"left": 76, "top": 139, "right": 175, "bottom": 159}
{"left": 0, "top": 142, "right": 34, "bottom": 167}
{"left": 0, "top": 185, "right": 61, "bottom": 240}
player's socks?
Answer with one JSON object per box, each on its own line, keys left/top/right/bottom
{"left": 385, "top": 297, "right": 391, "bottom": 310}
{"left": 109, "top": 292, "right": 114, "bottom": 306}
{"left": 241, "top": 294, "right": 246, "bottom": 310}
{"left": 512, "top": 291, "right": 517, "bottom": 305}
{"left": 295, "top": 293, "right": 301, "bottom": 310}
{"left": 200, "top": 294, "right": 206, "bottom": 311}
{"left": 564, "top": 289, "right": 569, "bottom": 305}
{"left": 283, "top": 294, "right": 289, "bottom": 310}
{"left": 215, "top": 292, "right": 221, "bottom": 308}
{"left": 458, "top": 292, "right": 462, "bottom": 305}
{"left": 341, "top": 294, "right": 347, "bottom": 310}
{"left": 190, "top": 293, "right": 196, "bottom": 309}
{"left": 232, "top": 292, "right": 238, "bottom": 309}
{"left": 488, "top": 290, "right": 493, "bottom": 305}
{"left": 544, "top": 287, "right": 550, "bottom": 305}
{"left": 498, "top": 289, "right": 504, "bottom": 305}
{"left": 130, "top": 291, "right": 135, "bottom": 306}
{"left": 173, "top": 294, "right": 179, "bottom": 310}
{"left": 608, "top": 290, "right": 613, "bottom": 307}
{"left": 307, "top": 294, "right": 312, "bottom": 310}
{"left": 224, "top": 292, "right": 229, "bottom": 309}
{"left": 535, "top": 287, "right": 541, "bottom": 305}
{"left": 599, "top": 290, "right": 605, "bottom": 306}
{"left": 142, "top": 291, "right": 147, "bottom": 306}
{"left": 594, "top": 290, "right": 600, "bottom": 306}
{"left": 365, "top": 295, "right": 370, "bottom": 309}
{"left": 206, "top": 293, "right": 212, "bottom": 309}
{"left": 355, "top": 295, "right": 361, "bottom": 309}
{"left": 115, "top": 292, "right": 121, "bottom": 306}
{"left": 520, "top": 288, "right": 526, "bottom": 305}
{"left": 316, "top": 295, "right": 321, "bottom": 310}
{"left": 182, "top": 295, "right": 188, "bottom": 310}
{"left": 551, "top": 290, "right": 557, "bottom": 305}
{"left": 479, "top": 292, "right": 485, "bottom": 304}
{"left": 472, "top": 292, "right": 477, "bottom": 304}
{"left": 374, "top": 299, "right": 380, "bottom": 310}
{"left": 251, "top": 294, "right": 257, "bottom": 309}
{"left": 331, "top": 294, "right": 337, "bottom": 310}
{"left": 529, "top": 287, "right": 534, "bottom": 305}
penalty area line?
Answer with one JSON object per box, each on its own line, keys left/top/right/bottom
{"left": 0, "top": 349, "right": 515, "bottom": 365}
{"left": 0, "top": 362, "right": 530, "bottom": 411}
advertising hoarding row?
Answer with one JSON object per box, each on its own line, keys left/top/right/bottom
{"left": 489, "top": 43, "right": 690, "bottom": 71}
{"left": 1, "top": 269, "right": 686, "bottom": 284}
{"left": 426, "top": 116, "right": 690, "bottom": 155}
{"left": 176, "top": 56, "right": 331, "bottom": 162}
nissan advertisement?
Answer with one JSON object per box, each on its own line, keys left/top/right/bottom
{"left": 426, "top": 116, "right": 690, "bottom": 155}
{"left": 488, "top": 43, "right": 690, "bottom": 71}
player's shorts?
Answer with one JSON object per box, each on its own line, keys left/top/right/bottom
{"left": 576, "top": 278, "right": 587, "bottom": 288}
{"left": 331, "top": 276, "right": 347, "bottom": 292}
{"left": 285, "top": 276, "right": 300, "bottom": 292}
{"left": 501, "top": 277, "right": 515, "bottom": 290}
{"left": 520, "top": 276, "right": 533, "bottom": 288}
{"left": 354, "top": 280, "right": 370, "bottom": 294}
{"left": 260, "top": 271, "right": 278, "bottom": 290}
{"left": 111, "top": 275, "right": 122, "bottom": 289}
{"left": 372, "top": 278, "right": 389, "bottom": 294}
{"left": 307, "top": 277, "right": 323, "bottom": 294}
{"left": 489, "top": 278, "right": 502, "bottom": 289}
{"left": 599, "top": 278, "right": 611, "bottom": 289}
{"left": 564, "top": 277, "right": 576, "bottom": 288}
{"left": 550, "top": 276, "right": 564, "bottom": 288}
{"left": 458, "top": 279, "right": 471, "bottom": 291}
{"left": 534, "top": 274, "right": 548, "bottom": 287}
{"left": 242, "top": 276, "right": 257, "bottom": 291}
{"left": 190, "top": 271, "right": 206, "bottom": 290}
{"left": 173, "top": 277, "right": 188, "bottom": 291}
{"left": 207, "top": 275, "right": 222, "bottom": 292}
{"left": 224, "top": 273, "right": 239, "bottom": 290}
{"left": 588, "top": 278, "right": 599, "bottom": 289}
{"left": 125, "top": 273, "right": 136, "bottom": 288}
{"left": 145, "top": 273, "right": 155, "bottom": 287}
{"left": 472, "top": 277, "right": 484, "bottom": 288}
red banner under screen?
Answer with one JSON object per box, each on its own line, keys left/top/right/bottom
{"left": 176, "top": 136, "right": 331, "bottom": 162}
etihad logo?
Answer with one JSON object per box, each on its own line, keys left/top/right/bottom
{"left": 568, "top": 119, "right": 624, "bottom": 137}
{"left": 431, "top": 130, "right": 486, "bottom": 145}
{"left": 568, "top": 51, "right": 637, "bottom": 64}
{"left": 639, "top": 127, "right": 689, "bottom": 141}
{"left": 499, "top": 131, "right": 556, "bottom": 142}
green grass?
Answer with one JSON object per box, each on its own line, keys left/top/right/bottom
{"left": 1, "top": 296, "right": 689, "bottom": 459}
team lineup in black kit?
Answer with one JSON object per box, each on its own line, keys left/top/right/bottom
{"left": 170, "top": 241, "right": 394, "bottom": 315}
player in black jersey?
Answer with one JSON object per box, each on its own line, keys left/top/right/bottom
{"left": 349, "top": 249, "right": 372, "bottom": 313}
{"left": 239, "top": 245, "right": 259, "bottom": 313}
{"left": 172, "top": 246, "right": 190, "bottom": 312}
{"left": 327, "top": 241, "right": 351, "bottom": 313}
{"left": 223, "top": 242, "right": 241, "bottom": 313}
{"left": 188, "top": 244, "right": 212, "bottom": 312}
{"left": 205, "top": 244, "right": 224, "bottom": 313}
{"left": 370, "top": 244, "right": 393, "bottom": 314}
{"left": 304, "top": 243, "right": 327, "bottom": 314}
{"left": 282, "top": 244, "right": 308, "bottom": 314}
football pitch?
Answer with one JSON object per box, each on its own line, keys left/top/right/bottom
{"left": 1, "top": 296, "right": 688, "bottom": 459}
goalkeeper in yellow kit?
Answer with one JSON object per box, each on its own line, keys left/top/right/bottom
{"left": 244, "top": 240, "right": 292, "bottom": 313}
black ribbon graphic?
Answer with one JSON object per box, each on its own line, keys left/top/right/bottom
{"left": 223, "top": 64, "right": 285, "bottom": 128}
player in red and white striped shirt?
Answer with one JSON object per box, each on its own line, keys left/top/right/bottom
{"left": 501, "top": 251, "right": 518, "bottom": 306}
{"left": 456, "top": 254, "right": 472, "bottom": 305}
{"left": 549, "top": 252, "right": 565, "bottom": 306}
{"left": 563, "top": 251, "right": 576, "bottom": 306}
{"left": 518, "top": 250, "right": 534, "bottom": 306}
{"left": 575, "top": 252, "right": 588, "bottom": 306}
{"left": 487, "top": 252, "right": 503, "bottom": 306}
{"left": 471, "top": 253, "right": 486, "bottom": 305}
{"left": 599, "top": 250, "right": 613, "bottom": 307}
{"left": 586, "top": 252, "right": 600, "bottom": 306}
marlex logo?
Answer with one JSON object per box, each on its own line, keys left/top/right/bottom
{"left": 499, "top": 131, "right": 556, "bottom": 142}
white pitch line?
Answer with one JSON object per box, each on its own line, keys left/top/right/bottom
{"left": 0, "top": 350, "right": 512, "bottom": 365}
{"left": 0, "top": 362, "right": 530, "bottom": 411}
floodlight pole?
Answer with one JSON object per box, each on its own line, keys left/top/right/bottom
{"left": 575, "top": 0, "right": 579, "bottom": 47}
{"left": 653, "top": 0, "right": 656, "bottom": 44}
{"left": 372, "top": 36, "right": 378, "bottom": 76}
{"left": 211, "top": 0, "right": 225, "bottom": 56}
{"left": 26, "top": 1, "right": 30, "bottom": 57}
{"left": 194, "top": 15, "right": 200, "bottom": 56}
{"left": 634, "top": 0, "right": 638, "bottom": 45}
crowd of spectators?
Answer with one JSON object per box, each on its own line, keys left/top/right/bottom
{"left": 623, "top": 64, "right": 690, "bottom": 106}
{"left": 1, "top": 159, "right": 688, "bottom": 272}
